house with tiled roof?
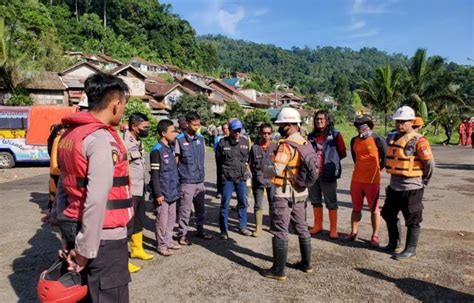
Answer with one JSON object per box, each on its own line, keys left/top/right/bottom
{"left": 110, "top": 64, "right": 148, "bottom": 99}
{"left": 64, "top": 51, "right": 122, "bottom": 71}
{"left": 207, "top": 79, "right": 254, "bottom": 112}
{"left": 23, "top": 72, "right": 68, "bottom": 105}
{"left": 130, "top": 57, "right": 169, "bottom": 75}
{"left": 61, "top": 62, "right": 102, "bottom": 105}
{"left": 180, "top": 78, "right": 213, "bottom": 96}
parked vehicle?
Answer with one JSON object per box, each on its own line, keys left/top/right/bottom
{"left": 0, "top": 106, "right": 77, "bottom": 168}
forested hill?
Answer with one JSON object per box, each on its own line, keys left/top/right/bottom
{"left": 2, "top": 0, "right": 472, "bottom": 104}
{"left": 198, "top": 35, "right": 408, "bottom": 94}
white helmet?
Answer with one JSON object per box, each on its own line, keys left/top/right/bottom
{"left": 275, "top": 108, "right": 301, "bottom": 124}
{"left": 392, "top": 106, "right": 415, "bottom": 121}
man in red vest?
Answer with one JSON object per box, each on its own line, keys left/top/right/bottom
{"left": 55, "top": 73, "right": 133, "bottom": 302}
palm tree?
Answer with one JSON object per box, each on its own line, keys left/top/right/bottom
{"left": 404, "top": 48, "right": 462, "bottom": 120}
{"left": 0, "top": 17, "right": 28, "bottom": 95}
{"left": 357, "top": 64, "right": 403, "bottom": 134}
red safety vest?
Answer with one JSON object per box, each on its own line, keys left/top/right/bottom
{"left": 58, "top": 112, "right": 133, "bottom": 228}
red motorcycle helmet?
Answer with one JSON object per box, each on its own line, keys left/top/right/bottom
{"left": 37, "top": 259, "right": 88, "bottom": 303}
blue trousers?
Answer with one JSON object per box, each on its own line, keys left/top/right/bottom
{"left": 219, "top": 179, "right": 248, "bottom": 233}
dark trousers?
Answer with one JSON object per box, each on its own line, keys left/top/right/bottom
{"left": 252, "top": 185, "right": 274, "bottom": 211}
{"left": 270, "top": 196, "right": 309, "bottom": 240}
{"left": 442, "top": 132, "right": 451, "bottom": 145}
{"left": 381, "top": 186, "right": 424, "bottom": 227}
{"left": 81, "top": 238, "right": 130, "bottom": 303}
{"left": 127, "top": 195, "right": 145, "bottom": 237}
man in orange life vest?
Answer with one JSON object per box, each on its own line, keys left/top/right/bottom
{"left": 55, "top": 73, "right": 133, "bottom": 302}
{"left": 261, "top": 108, "right": 313, "bottom": 281}
{"left": 382, "top": 106, "right": 434, "bottom": 261}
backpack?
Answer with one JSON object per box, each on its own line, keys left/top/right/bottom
{"left": 283, "top": 141, "right": 320, "bottom": 189}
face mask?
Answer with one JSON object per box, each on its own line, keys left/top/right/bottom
{"left": 138, "top": 128, "right": 149, "bottom": 138}
{"left": 278, "top": 125, "right": 287, "bottom": 138}
{"left": 357, "top": 124, "right": 372, "bottom": 139}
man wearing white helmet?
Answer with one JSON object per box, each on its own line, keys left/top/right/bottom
{"left": 261, "top": 108, "right": 315, "bottom": 280}
{"left": 382, "top": 105, "right": 434, "bottom": 261}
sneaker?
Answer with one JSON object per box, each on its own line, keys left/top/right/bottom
{"left": 220, "top": 233, "right": 229, "bottom": 240}
{"left": 239, "top": 228, "right": 252, "bottom": 236}
{"left": 370, "top": 235, "right": 380, "bottom": 247}
{"left": 342, "top": 233, "right": 357, "bottom": 242}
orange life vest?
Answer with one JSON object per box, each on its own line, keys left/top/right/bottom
{"left": 58, "top": 112, "right": 133, "bottom": 228}
{"left": 272, "top": 138, "right": 305, "bottom": 187}
{"left": 385, "top": 132, "right": 423, "bottom": 177}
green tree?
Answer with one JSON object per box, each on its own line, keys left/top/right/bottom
{"left": 357, "top": 64, "right": 403, "bottom": 134}
{"left": 351, "top": 91, "right": 364, "bottom": 114}
{"left": 403, "top": 48, "right": 462, "bottom": 121}
{"left": 333, "top": 74, "right": 351, "bottom": 109}
{"left": 220, "top": 101, "right": 245, "bottom": 122}
{"left": 243, "top": 108, "right": 271, "bottom": 140}
{"left": 123, "top": 97, "right": 158, "bottom": 151}
{"left": 169, "top": 94, "right": 214, "bottom": 124}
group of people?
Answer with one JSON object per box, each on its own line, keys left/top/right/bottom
{"left": 457, "top": 117, "right": 473, "bottom": 146}
{"left": 40, "top": 72, "right": 435, "bottom": 302}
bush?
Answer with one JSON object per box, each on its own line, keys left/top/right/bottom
{"left": 5, "top": 89, "right": 33, "bottom": 106}
{"left": 123, "top": 97, "right": 158, "bottom": 151}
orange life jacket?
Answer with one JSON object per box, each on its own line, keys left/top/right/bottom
{"left": 272, "top": 138, "right": 305, "bottom": 187}
{"left": 58, "top": 112, "right": 133, "bottom": 228}
{"left": 385, "top": 132, "right": 423, "bottom": 177}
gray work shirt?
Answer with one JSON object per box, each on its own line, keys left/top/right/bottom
{"left": 55, "top": 129, "right": 127, "bottom": 259}
{"left": 124, "top": 130, "right": 146, "bottom": 196}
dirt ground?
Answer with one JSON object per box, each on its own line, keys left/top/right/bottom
{"left": 0, "top": 145, "right": 473, "bottom": 302}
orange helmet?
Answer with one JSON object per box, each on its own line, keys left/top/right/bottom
{"left": 37, "top": 259, "right": 88, "bottom": 303}
{"left": 413, "top": 117, "right": 424, "bottom": 127}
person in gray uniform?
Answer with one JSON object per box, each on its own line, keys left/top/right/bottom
{"left": 54, "top": 73, "right": 132, "bottom": 302}
{"left": 123, "top": 113, "right": 154, "bottom": 273}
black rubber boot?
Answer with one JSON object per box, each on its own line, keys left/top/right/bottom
{"left": 381, "top": 219, "right": 402, "bottom": 253}
{"left": 394, "top": 225, "right": 420, "bottom": 261}
{"left": 295, "top": 237, "right": 313, "bottom": 273}
{"left": 261, "top": 237, "right": 288, "bottom": 281}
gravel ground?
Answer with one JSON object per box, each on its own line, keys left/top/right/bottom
{"left": 0, "top": 145, "right": 473, "bottom": 302}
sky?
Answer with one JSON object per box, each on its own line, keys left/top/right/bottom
{"left": 162, "top": 0, "right": 474, "bottom": 65}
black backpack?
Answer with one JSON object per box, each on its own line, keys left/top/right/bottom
{"left": 283, "top": 141, "right": 320, "bottom": 189}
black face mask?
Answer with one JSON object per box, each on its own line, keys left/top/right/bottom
{"left": 278, "top": 125, "right": 287, "bottom": 138}
{"left": 138, "top": 129, "right": 149, "bottom": 138}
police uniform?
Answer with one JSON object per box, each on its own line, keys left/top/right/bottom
{"left": 150, "top": 142, "right": 180, "bottom": 252}
{"left": 124, "top": 131, "right": 146, "bottom": 236}
{"left": 216, "top": 135, "right": 250, "bottom": 236}
{"left": 56, "top": 112, "right": 132, "bottom": 303}
{"left": 382, "top": 131, "right": 434, "bottom": 260}
{"left": 175, "top": 131, "right": 209, "bottom": 241}
{"left": 124, "top": 130, "right": 154, "bottom": 262}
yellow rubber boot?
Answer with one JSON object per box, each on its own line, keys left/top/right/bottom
{"left": 128, "top": 261, "right": 141, "bottom": 273}
{"left": 130, "top": 232, "right": 154, "bottom": 260}
{"left": 252, "top": 209, "right": 263, "bottom": 237}
{"left": 309, "top": 207, "right": 323, "bottom": 235}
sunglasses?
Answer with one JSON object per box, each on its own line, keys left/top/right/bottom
{"left": 261, "top": 132, "right": 272, "bottom": 135}
{"left": 232, "top": 128, "right": 242, "bottom": 133}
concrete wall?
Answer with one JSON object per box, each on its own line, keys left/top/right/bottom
{"left": 30, "top": 90, "right": 67, "bottom": 105}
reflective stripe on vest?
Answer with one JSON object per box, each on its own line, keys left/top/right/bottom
{"left": 58, "top": 112, "right": 133, "bottom": 228}
{"left": 385, "top": 132, "right": 423, "bottom": 177}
